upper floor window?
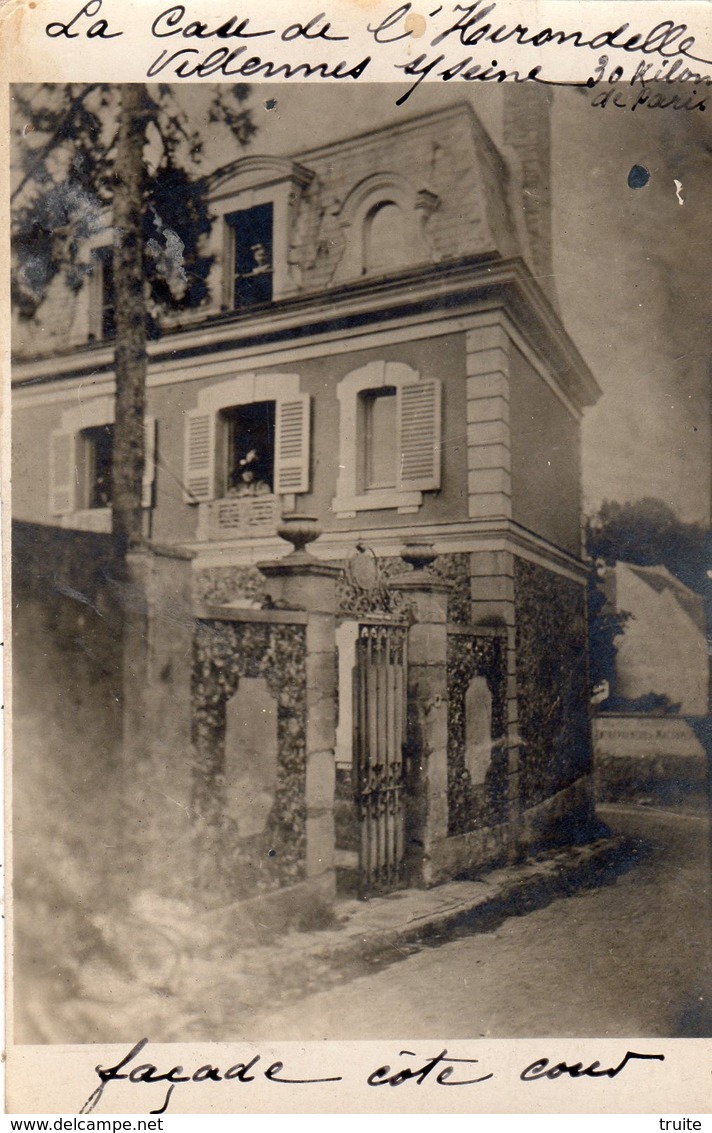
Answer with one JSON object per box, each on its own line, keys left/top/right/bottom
{"left": 361, "top": 386, "right": 397, "bottom": 490}
{"left": 222, "top": 399, "right": 276, "bottom": 496}
{"left": 79, "top": 424, "right": 114, "bottom": 509}
{"left": 333, "top": 175, "right": 438, "bottom": 285}
{"left": 333, "top": 361, "right": 442, "bottom": 518}
{"left": 209, "top": 156, "right": 314, "bottom": 312}
{"left": 49, "top": 397, "right": 155, "bottom": 531}
{"left": 227, "top": 203, "right": 274, "bottom": 310}
{"left": 183, "top": 373, "right": 310, "bottom": 540}
{"left": 96, "top": 247, "right": 116, "bottom": 339}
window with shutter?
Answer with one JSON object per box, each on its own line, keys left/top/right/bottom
{"left": 275, "top": 394, "right": 310, "bottom": 495}
{"left": 184, "top": 410, "right": 215, "bottom": 503}
{"left": 397, "top": 378, "right": 441, "bottom": 492}
{"left": 333, "top": 361, "right": 442, "bottom": 517}
{"left": 185, "top": 374, "right": 310, "bottom": 539}
{"left": 49, "top": 396, "right": 157, "bottom": 532}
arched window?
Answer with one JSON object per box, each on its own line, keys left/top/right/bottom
{"left": 363, "top": 201, "right": 408, "bottom": 274}
{"left": 334, "top": 175, "right": 437, "bottom": 284}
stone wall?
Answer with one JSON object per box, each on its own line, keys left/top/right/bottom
{"left": 191, "top": 617, "right": 308, "bottom": 901}
{"left": 447, "top": 631, "right": 508, "bottom": 835}
{"left": 513, "top": 558, "right": 592, "bottom": 814}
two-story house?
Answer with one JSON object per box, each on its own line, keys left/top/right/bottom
{"left": 12, "top": 91, "right": 601, "bottom": 904}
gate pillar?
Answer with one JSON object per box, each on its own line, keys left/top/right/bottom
{"left": 391, "top": 563, "right": 452, "bottom": 887}
{"left": 258, "top": 549, "right": 341, "bottom": 895}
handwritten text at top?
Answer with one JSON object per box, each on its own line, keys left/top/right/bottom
{"left": 44, "top": 0, "right": 712, "bottom": 105}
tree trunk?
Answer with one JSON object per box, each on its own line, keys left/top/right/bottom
{"left": 112, "top": 83, "right": 148, "bottom": 551}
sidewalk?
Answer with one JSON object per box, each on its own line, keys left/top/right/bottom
{"left": 19, "top": 831, "right": 645, "bottom": 1044}
{"left": 241, "top": 807, "right": 711, "bottom": 1041}
{"left": 219, "top": 833, "right": 643, "bottom": 1010}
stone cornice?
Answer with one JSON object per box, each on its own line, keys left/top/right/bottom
{"left": 187, "top": 516, "right": 590, "bottom": 585}
{"left": 12, "top": 255, "right": 600, "bottom": 411}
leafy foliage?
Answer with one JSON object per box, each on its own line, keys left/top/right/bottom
{"left": 11, "top": 83, "right": 256, "bottom": 320}
{"left": 586, "top": 497, "right": 709, "bottom": 594}
{"left": 586, "top": 564, "right": 632, "bottom": 694}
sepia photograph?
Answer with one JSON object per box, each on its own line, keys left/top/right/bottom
{"left": 6, "top": 66, "right": 711, "bottom": 1092}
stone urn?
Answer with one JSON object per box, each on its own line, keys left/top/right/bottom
{"left": 401, "top": 540, "right": 437, "bottom": 572}
{"left": 277, "top": 513, "right": 321, "bottom": 555}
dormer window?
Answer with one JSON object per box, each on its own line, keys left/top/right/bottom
{"left": 88, "top": 246, "right": 116, "bottom": 341}
{"left": 209, "top": 156, "right": 313, "bottom": 313}
{"left": 334, "top": 175, "right": 438, "bottom": 284}
{"left": 98, "top": 247, "right": 116, "bottom": 338}
{"left": 227, "top": 203, "right": 274, "bottom": 309}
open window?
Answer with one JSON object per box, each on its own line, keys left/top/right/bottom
{"left": 222, "top": 400, "right": 276, "bottom": 497}
{"left": 183, "top": 374, "right": 310, "bottom": 540}
{"left": 226, "top": 203, "right": 274, "bottom": 309}
{"left": 209, "top": 155, "right": 314, "bottom": 312}
{"left": 333, "top": 361, "right": 442, "bottom": 517}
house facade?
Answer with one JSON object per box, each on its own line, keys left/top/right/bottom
{"left": 12, "top": 94, "right": 601, "bottom": 907}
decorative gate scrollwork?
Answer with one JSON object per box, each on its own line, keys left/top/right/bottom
{"left": 353, "top": 622, "right": 408, "bottom": 896}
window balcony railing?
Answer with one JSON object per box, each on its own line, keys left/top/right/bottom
{"left": 203, "top": 494, "right": 281, "bottom": 539}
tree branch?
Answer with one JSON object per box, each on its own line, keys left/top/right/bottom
{"left": 12, "top": 83, "right": 103, "bottom": 204}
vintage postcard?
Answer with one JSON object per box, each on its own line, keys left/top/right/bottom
{"left": 1, "top": 0, "right": 711, "bottom": 1116}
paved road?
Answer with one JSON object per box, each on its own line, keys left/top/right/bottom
{"left": 245, "top": 805, "right": 712, "bottom": 1039}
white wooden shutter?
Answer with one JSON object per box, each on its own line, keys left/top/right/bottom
{"left": 141, "top": 415, "right": 157, "bottom": 509}
{"left": 274, "top": 394, "right": 310, "bottom": 495}
{"left": 49, "top": 429, "right": 76, "bottom": 515}
{"left": 397, "top": 378, "right": 442, "bottom": 492}
{"left": 183, "top": 410, "right": 215, "bottom": 502}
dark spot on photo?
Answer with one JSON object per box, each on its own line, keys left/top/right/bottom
{"left": 628, "top": 164, "right": 650, "bottom": 189}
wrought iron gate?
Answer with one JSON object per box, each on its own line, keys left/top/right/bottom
{"left": 353, "top": 621, "right": 408, "bottom": 896}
